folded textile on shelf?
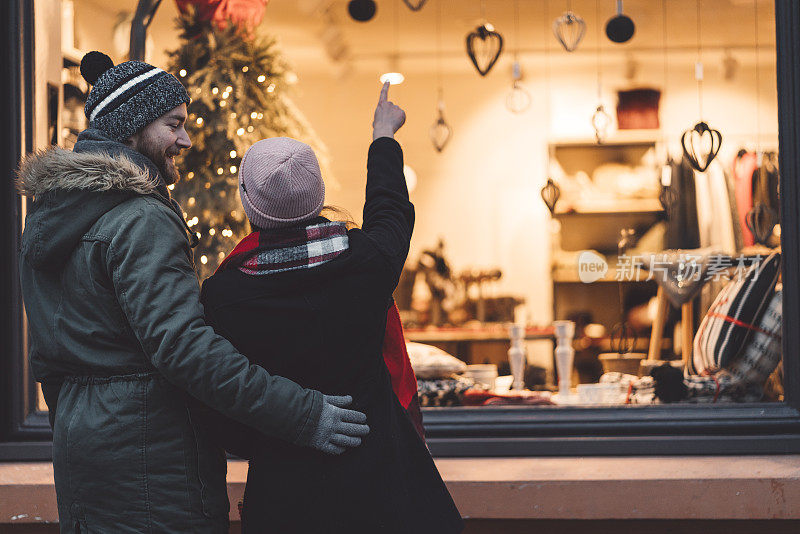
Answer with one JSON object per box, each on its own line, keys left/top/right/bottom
{"left": 598, "top": 372, "right": 656, "bottom": 404}
{"left": 406, "top": 341, "right": 467, "bottom": 379}
{"left": 462, "top": 389, "right": 554, "bottom": 406}
{"left": 416, "top": 375, "right": 479, "bottom": 407}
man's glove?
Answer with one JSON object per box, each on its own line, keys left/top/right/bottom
{"left": 308, "top": 395, "right": 370, "bottom": 455}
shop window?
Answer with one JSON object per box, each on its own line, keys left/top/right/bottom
{"left": 3, "top": 0, "right": 800, "bottom": 460}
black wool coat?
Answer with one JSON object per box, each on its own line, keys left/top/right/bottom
{"left": 198, "top": 138, "right": 464, "bottom": 534}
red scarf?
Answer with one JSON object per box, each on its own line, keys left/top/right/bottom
{"left": 217, "top": 228, "right": 424, "bottom": 441}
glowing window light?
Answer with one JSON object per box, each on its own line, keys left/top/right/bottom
{"left": 379, "top": 72, "right": 404, "bottom": 85}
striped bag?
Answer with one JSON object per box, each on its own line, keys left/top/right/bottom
{"left": 726, "top": 288, "right": 782, "bottom": 388}
{"left": 692, "top": 252, "right": 781, "bottom": 375}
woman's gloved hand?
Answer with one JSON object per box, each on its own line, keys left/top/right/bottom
{"left": 308, "top": 395, "right": 370, "bottom": 455}
{"left": 372, "top": 81, "right": 406, "bottom": 141}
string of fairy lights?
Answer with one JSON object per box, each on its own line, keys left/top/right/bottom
{"left": 170, "top": 63, "right": 281, "bottom": 266}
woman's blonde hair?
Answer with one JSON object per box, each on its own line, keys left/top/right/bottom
{"left": 320, "top": 205, "right": 359, "bottom": 230}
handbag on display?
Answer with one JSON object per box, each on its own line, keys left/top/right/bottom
{"left": 725, "top": 289, "right": 782, "bottom": 388}
{"left": 692, "top": 252, "right": 781, "bottom": 375}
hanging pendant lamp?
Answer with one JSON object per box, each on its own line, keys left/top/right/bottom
{"left": 605, "top": 0, "right": 635, "bottom": 43}
{"left": 347, "top": 0, "right": 377, "bottom": 22}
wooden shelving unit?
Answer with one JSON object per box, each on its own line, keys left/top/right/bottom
{"left": 549, "top": 137, "right": 663, "bottom": 332}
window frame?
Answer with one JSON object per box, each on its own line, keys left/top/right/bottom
{"left": 0, "top": 0, "right": 51, "bottom": 461}
{"left": 0, "top": 0, "right": 53, "bottom": 461}
{"left": 426, "top": 0, "right": 800, "bottom": 456}
{"left": 2, "top": 0, "right": 799, "bottom": 461}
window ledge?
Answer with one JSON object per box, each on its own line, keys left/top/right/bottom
{"left": 1, "top": 456, "right": 799, "bottom": 524}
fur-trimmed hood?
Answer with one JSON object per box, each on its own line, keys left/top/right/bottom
{"left": 18, "top": 129, "right": 172, "bottom": 271}
{"left": 16, "top": 147, "right": 159, "bottom": 197}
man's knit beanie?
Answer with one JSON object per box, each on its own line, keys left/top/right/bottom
{"left": 239, "top": 137, "right": 325, "bottom": 229}
{"left": 80, "top": 51, "right": 190, "bottom": 142}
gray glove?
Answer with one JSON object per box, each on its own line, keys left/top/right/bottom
{"left": 308, "top": 395, "right": 370, "bottom": 455}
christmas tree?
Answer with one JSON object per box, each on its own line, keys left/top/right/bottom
{"left": 166, "top": 5, "right": 331, "bottom": 279}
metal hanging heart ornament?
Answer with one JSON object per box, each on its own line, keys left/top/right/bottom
{"left": 540, "top": 178, "right": 561, "bottom": 215}
{"left": 430, "top": 100, "right": 452, "bottom": 152}
{"left": 466, "top": 23, "right": 504, "bottom": 76}
{"left": 552, "top": 11, "right": 586, "bottom": 52}
{"left": 402, "top": 0, "right": 427, "bottom": 12}
{"left": 681, "top": 121, "right": 722, "bottom": 172}
{"left": 745, "top": 203, "right": 777, "bottom": 245}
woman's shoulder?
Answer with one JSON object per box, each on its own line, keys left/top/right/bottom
{"left": 346, "top": 227, "right": 402, "bottom": 271}
{"left": 344, "top": 228, "right": 388, "bottom": 264}
{"left": 200, "top": 268, "right": 244, "bottom": 307}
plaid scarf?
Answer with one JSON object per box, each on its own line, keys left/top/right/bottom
{"left": 217, "top": 220, "right": 349, "bottom": 275}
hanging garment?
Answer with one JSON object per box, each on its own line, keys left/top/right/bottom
{"left": 733, "top": 151, "right": 758, "bottom": 246}
{"left": 694, "top": 160, "right": 740, "bottom": 316}
{"left": 664, "top": 157, "right": 701, "bottom": 250}
{"left": 694, "top": 160, "right": 737, "bottom": 255}
{"left": 752, "top": 153, "right": 780, "bottom": 214}
{"left": 724, "top": 163, "right": 744, "bottom": 252}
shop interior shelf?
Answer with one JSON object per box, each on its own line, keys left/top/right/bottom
{"left": 553, "top": 198, "right": 665, "bottom": 216}
{"left": 551, "top": 271, "right": 653, "bottom": 283}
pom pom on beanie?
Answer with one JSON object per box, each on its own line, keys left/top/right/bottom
{"left": 80, "top": 51, "right": 114, "bottom": 86}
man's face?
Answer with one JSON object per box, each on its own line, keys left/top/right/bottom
{"left": 128, "top": 103, "right": 191, "bottom": 185}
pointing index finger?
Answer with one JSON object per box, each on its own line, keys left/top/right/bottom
{"left": 379, "top": 81, "right": 390, "bottom": 103}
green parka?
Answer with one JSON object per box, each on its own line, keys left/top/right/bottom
{"left": 17, "top": 129, "right": 323, "bottom": 533}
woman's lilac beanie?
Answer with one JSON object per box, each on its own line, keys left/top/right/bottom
{"left": 238, "top": 137, "right": 325, "bottom": 229}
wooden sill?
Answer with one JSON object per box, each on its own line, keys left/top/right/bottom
{"left": 1, "top": 456, "right": 799, "bottom": 524}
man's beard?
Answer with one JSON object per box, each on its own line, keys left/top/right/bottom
{"left": 137, "top": 137, "right": 181, "bottom": 186}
